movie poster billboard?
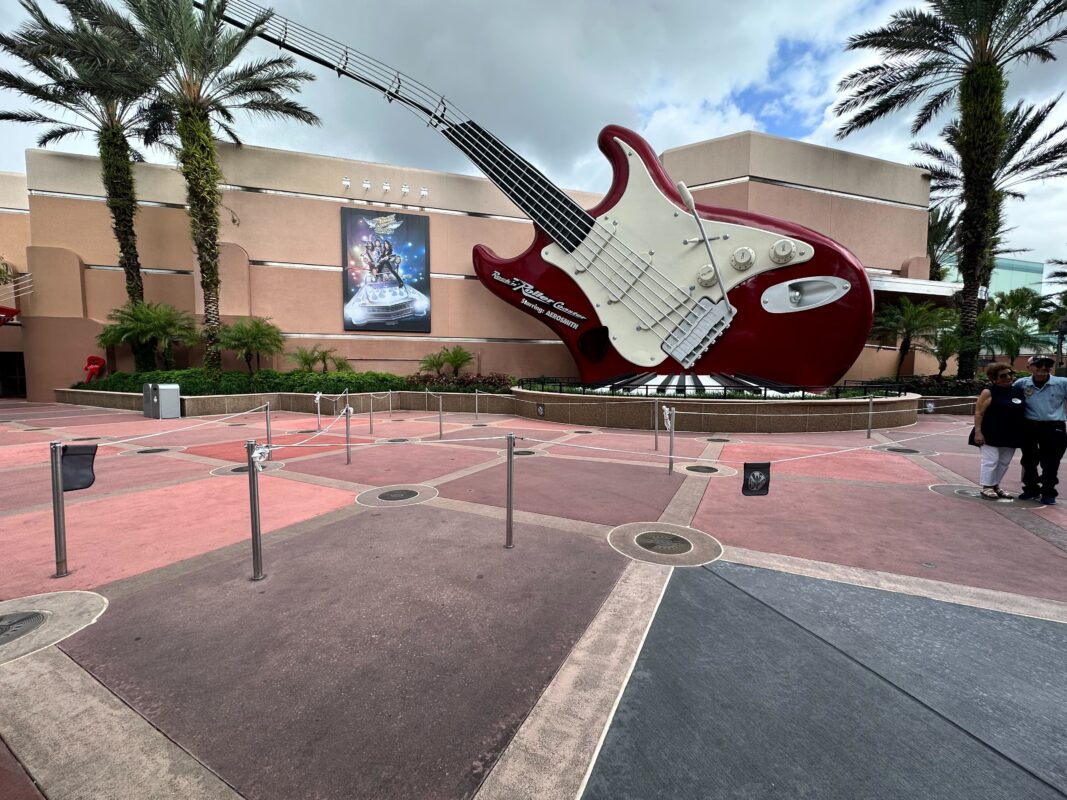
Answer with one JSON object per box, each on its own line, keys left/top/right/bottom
{"left": 342, "top": 208, "right": 430, "bottom": 332}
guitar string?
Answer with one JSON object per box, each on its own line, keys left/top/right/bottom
{"left": 226, "top": 0, "right": 708, "bottom": 342}
{"left": 226, "top": 1, "right": 723, "bottom": 356}
{"left": 226, "top": 2, "right": 691, "bottom": 337}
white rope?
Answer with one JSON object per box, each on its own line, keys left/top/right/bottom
{"left": 104, "top": 404, "right": 270, "bottom": 447}
{"left": 523, "top": 422, "right": 972, "bottom": 466}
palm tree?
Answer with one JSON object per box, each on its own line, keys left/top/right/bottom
{"left": 988, "top": 317, "right": 1050, "bottom": 363}
{"left": 926, "top": 204, "right": 958, "bottom": 281}
{"left": 218, "top": 316, "right": 284, "bottom": 374}
{"left": 0, "top": 0, "right": 162, "bottom": 306}
{"left": 834, "top": 1, "right": 1067, "bottom": 379}
{"left": 288, "top": 346, "right": 322, "bottom": 373}
{"left": 871, "top": 297, "right": 947, "bottom": 380}
{"left": 442, "top": 345, "right": 474, "bottom": 378}
{"left": 97, "top": 301, "right": 199, "bottom": 369}
{"left": 419, "top": 351, "right": 447, "bottom": 377}
{"left": 988, "top": 287, "right": 1044, "bottom": 323}
{"left": 912, "top": 322, "right": 962, "bottom": 377}
{"left": 97, "top": 0, "right": 320, "bottom": 369}
{"left": 329, "top": 355, "right": 354, "bottom": 373}
{"left": 316, "top": 347, "right": 336, "bottom": 374}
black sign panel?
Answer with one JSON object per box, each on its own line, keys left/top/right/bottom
{"left": 62, "top": 444, "right": 98, "bottom": 491}
{"left": 742, "top": 462, "right": 770, "bottom": 496}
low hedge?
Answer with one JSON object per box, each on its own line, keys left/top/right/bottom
{"left": 73, "top": 368, "right": 408, "bottom": 396}
{"left": 866, "top": 375, "right": 990, "bottom": 396}
{"left": 73, "top": 368, "right": 516, "bottom": 396}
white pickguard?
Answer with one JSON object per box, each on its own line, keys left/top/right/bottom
{"left": 541, "top": 137, "right": 815, "bottom": 368}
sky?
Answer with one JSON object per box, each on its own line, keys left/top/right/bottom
{"left": 0, "top": 0, "right": 1064, "bottom": 272}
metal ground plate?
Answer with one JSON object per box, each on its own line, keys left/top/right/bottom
{"left": 874, "top": 444, "right": 938, "bottom": 457}
{"left": 119, "top": 446, "right": 187, "bottom": 457}
{"left": 608, "top": 522, "right": 723, "bottom": 567}
{"left": 928, "top": 484, "right": 1040, "bottom": 506}
{"left": 684, "top": 464, "right": 738, "bottom": 478}
{"left": 356, "top": 484, "right": 439, "bottom": 508}
{"left": 0, "top": 591, "right": 108, "bottom": 666}
{"left": 210, "top": 462, "right": 286, "bottom": 477}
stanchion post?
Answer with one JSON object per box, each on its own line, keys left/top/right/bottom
{"left": 265, "top": 402, "right": 273, "bottom": 461}
{"left": 668, "top": 407, "right": 676, "bottom": 474}
{"left": 369, "top": 394, "right": 375, "bottom": 434}
{"left": 246, "top": 440, "right": 265, "bottom": 581}
{"left": 50, "top": 441, "right": 69, "bottom": 578}
{"left": 439, "top": 395, "right": 444, "bottom": 440}
{"left": 345, "top": 405, "right": 352, "bottom": 465}
{"left": 505, "top": 432, "right": 515, "bottom": 549}
{"left": 315, "top": 393, "right": 322, "bottom": 432}
{"left": 388, "top": 389, "right": 393, "bottom": 418}
{"left": 425, "top": 386, "right": 429, "bottom": 411}
{"left": 867, "top": 396, "right": 874, "bottom": 439}
{"left": 475, "top": 389, "right": 479, "bottom": 420}
{"left": 654, "top": 397, "right": 660, "bottom": 451}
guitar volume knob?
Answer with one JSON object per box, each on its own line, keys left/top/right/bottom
{"left": 770, "top": 239, "right": 797, "bottom": 264}
{"left": 697, "top": 265, "right": 718, "bottom": 287}
{"left": 730, "top": 247, "right": 755, "bottom": 271}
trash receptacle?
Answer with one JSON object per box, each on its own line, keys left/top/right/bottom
{"left": 143, "top": 383, "right": 181, "bottom": 419}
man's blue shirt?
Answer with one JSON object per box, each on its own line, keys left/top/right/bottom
{"left": 1014, "top": 375, "right": 1067, "bottom": 421}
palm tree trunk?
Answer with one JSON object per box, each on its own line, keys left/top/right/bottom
{"left": 97, "top": 125, "right": 143, "bottom": 303}
{"left": 177, "top": 108, "right": 224, "bottom": 370}
{"left": 955, "top": 63, "right": 1006, "bottom": 379}
{"left": 245, "top": 352, "right": 253, "bottom": 375}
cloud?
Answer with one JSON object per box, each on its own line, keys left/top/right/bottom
{"left": 0, "top": 0, "right": 1063, "bottom": 264}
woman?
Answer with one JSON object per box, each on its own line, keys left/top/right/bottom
{"left": 973, "top": 362, "right": 1026, "bottom": 499}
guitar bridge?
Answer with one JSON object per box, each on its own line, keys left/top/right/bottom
{"left": 660, "top": 297, "right": 732, "bottom": 368}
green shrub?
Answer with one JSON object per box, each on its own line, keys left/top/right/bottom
{"left": 71, "top": 368, "right": 410, "bottom": 396}
{"left": 404, "top": 372, "right": 515, "bottom": 393}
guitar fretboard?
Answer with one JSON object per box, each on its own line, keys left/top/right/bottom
{"left": 219, "top": 0, "right": 593, "bottom": 252}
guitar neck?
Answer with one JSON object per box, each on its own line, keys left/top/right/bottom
{"left": 216, "top": 0, "right": 593, "bottom": 251}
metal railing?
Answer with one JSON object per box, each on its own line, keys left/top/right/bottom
{"left": 517, "top": 377, "right": 905, "bottom": 399}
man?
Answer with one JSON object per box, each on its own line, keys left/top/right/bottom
{"left": 1015, "top": 355, "right": 1067, "bottom": 504}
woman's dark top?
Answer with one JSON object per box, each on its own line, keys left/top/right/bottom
{"left": 981, "top": 384, "right": 1026, "bottom": 447}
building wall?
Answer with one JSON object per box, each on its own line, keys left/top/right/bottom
{"left": 4, "top": 132, "right": 934, "bottom": 400}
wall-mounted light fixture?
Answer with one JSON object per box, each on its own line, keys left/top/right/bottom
{"left": 419, "top": 186, "right": 429, "bottom": 198}
{"left": 382, "top": 181, "right": 391, "bottom": 193}
{"left": 401, "top": 183, "right": 410, "bottom": 195}
{"left": 361, "top": 179, "right": 372, "bottom": 191}
{"left": 341, "top": 176, "right": 351, "bottom": 190}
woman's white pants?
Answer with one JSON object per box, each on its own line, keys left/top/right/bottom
{"left": 980, "top": 445, "right": 1015, "bottom": 487}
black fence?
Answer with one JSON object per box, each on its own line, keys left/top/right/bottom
{"left": 517, "top": 377, "right": 905, "bottom": 400}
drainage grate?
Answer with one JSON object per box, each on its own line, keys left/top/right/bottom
{"left": 72, "top": 437, "right": 100, "bottom": 441}
{"left": 386, "top": 438, "right": 408, "bottom": 443}
{"left": 137, "top": 448, "right": 169, "bottom": 454}
{"left": 636, "top": 531, "right": 693, "bottom": 555}
{"left": 0, "top": 612, "right": 47, "bottom": 647}
{"left": 23, "top": 427, "right": 50, "bottom": 431}
{"left": 887, "top": 447, "right": 920, "bottom": 454}
{"left": 573, "top": 430, "right": 593, "bottom": 434}
{"left": 706, "top": 437, "right": 730, "bottom": 443}
{"left": 513, "top": 450, "right": 536, "bottom": 456}
{"left": 686, "top": 465, "right": 719, "bottom": 474}
{"left": 379, "top": 489, "right": 418, "bottom": 501}
{"left": 231, "top": 465, "right": 251, "bottom": 473}
{"left": 472, "top": 423, "right": 488, "bottom": 427}
{"left": 227, "top": 423, "right": 246, "bottom": 427}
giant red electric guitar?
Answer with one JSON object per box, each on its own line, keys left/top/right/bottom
{"left": 215, "top": 1, "right": 873, "bottom": 387}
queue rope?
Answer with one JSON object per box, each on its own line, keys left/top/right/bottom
{"left": 99, "top": 403, "right": 271, "bottom": 447}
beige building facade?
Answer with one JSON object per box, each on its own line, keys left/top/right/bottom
{"left": 0, "top": 131, "right": 947, "bottom": 401}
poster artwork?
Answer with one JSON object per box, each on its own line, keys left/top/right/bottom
{"left": 342, "top": 208, "right": 430, "bottom": 332}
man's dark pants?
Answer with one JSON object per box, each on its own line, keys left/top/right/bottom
{"left": 1020, "top": 420, "right": 1067, "bottom": 498}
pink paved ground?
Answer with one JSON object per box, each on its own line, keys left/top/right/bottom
{"left": 1, "top": 475, "right": 354, "bottom": 601}
{"left": 2, "top": 405, "right": 1065, "bottom": 607}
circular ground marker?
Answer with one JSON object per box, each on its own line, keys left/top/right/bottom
{"left": 290, "top": 429, "right": 318, "bottom": 434}
{"left": 686, "top": 465, "right": 719, "bottom": 474}
{"left": 210, "top": 462, "right": 285, "bottom": 477}
{"left": 356, "top": 484, "right": 438, "bottom": 508}
{"left": 886, "top": 447, "right": 920, "bottom": 454}
{"left": 706, "top": 437, "right": 731, "bottom": 443}
{"left": 514, "top": 450, "right": 536, "bottom": 456}
{"left": 472, "top": 423, "right": 488, "bottom": 427}
{"left": 386, "top": 438, "right": 408, "bottom": 443}
{"left": 573, "top": 430, "right": 593, "bottom": 434}
{"left": 608, "top": 522, "right": 722, "bottom": 567}
{"left": 876, "top": 444, "right": 938, "bottom": 457}
{"left": 72, "top": 436, "right": 100, "bottom": 441}
{"left": 227, "top": 423, "right": 246, "bottom": 427}
{"left": 636, "top": 531, "right": 693, "bottom": 555}
{"left": 379, "top": 489, "right": 419, "bottom": 501}
{"left": 928, "top": 484, "right": 1024, "bottom": 504}
{"left": 137, "top": 448, "right": 170, "bottom": 454}
{"left": 0, "top": 612, "right": 47, "bottom": 648}
{"left": 22, "top": 427, "right": 49, "bottom": 431}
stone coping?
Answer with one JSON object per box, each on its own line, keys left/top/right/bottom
{"left": 54, "top": 387, "right": 921, "bottom": 433}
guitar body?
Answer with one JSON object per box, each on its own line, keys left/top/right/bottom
{"left": 472, "top": 125, "right": 874, "bottom": 386}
